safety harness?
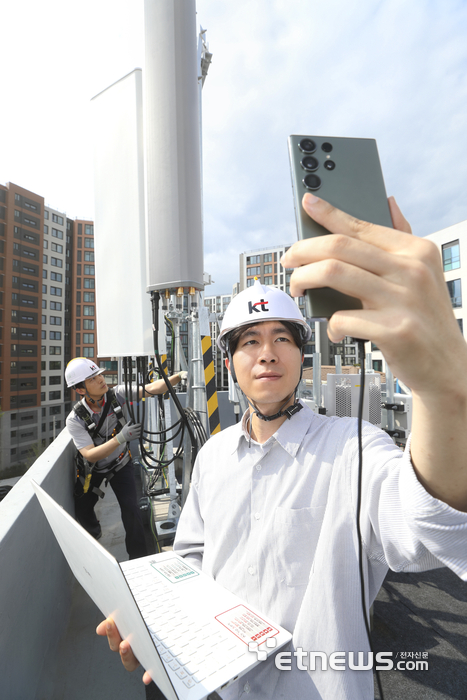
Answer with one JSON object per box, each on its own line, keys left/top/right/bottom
{"left": 73, "top": 388, "right": 129, "bottom": 499}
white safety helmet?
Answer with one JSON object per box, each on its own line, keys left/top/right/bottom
{"left": 217, "top": 279, "right": 312, "bottom": 353}
{"left": 65, "top": 357, "right": 105, "bottom": 389}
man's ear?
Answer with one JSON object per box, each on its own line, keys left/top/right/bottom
{"left": 225, "top": 357, "right": 231, "bottom": 373}
{"left": 75, "top": 388, "right": 86, "bottom": 397}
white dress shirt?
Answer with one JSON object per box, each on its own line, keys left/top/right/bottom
{"left": 174, "top": 403, "right": 467, "bottom": 699}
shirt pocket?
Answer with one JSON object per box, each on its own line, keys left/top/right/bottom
{"left": 273, "top": 506, "right": 326, "bottom": 587}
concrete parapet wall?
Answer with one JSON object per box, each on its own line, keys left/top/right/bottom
{"left": 0, "top": 429, "right": 75, "bottom": 700}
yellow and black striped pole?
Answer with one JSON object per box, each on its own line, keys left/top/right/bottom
{"left": 201, "top": 334, "right": 221, "bottom": 435}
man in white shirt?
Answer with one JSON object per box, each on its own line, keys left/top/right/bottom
{"left": 97, "top": 195, "right": 467, "bottom": 699}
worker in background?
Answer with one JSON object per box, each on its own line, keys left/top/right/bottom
{"left": 65, "top": 357, "right": 183, "bottom": 560}
{"left": 97, "top": 195, "right": 467, "bottom": 698}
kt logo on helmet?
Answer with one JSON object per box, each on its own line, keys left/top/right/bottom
{"left": 248, "top": 299, "right": 270, "bottom": 314}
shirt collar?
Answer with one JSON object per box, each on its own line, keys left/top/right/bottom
{"left": 234, "top": 400, "right": 314, "bottom": 457}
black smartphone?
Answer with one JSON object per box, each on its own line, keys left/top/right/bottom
{"left": 288, "top": 135, "right": 393, "bottom": 320}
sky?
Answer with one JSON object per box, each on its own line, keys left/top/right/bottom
{"left": 2, "top": 0, "right": 467, "bottom": 296}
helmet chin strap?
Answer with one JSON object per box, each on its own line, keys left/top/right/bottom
{"left": 246, "top": 388, "right": 303, "bottom": 422}
{"left": 85, "top": 389, "right": 105, "bottom": 406}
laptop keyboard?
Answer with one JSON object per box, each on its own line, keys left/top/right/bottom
{"left": 124, "top": 561, "right": 247, "bottom": 690}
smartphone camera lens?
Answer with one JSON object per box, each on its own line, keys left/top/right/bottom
{"left": 301, "top": 156, "right": 319, "bottom": 172}
{"left": 321, "top": 142, "right": 333, "bottom": 153}
{"left": 299, "top": 138, "right": 316, "bottom": 154}
{"left": 303, "top": 174, "right": 321, "bottom": 191}
{"left": 324, "top": 160, "right": 336, "bottom": 171}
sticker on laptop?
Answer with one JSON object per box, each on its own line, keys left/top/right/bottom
{"left": 216, "top": 605, "right": 279, "bottom": 645}
{"left": 150, "top": 557, "right": 200, "bottom": 584}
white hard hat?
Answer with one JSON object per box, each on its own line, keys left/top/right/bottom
{"left": 217, "top": 279, "right": 311, "bottom": 352}
{"left": 65, "top": 357, "right": 105, "bottom": 388}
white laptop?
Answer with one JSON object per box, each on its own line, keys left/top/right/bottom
{"left": 31, "top": 480, "right": 291, "bottom": 700}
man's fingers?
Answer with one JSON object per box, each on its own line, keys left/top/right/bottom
{"left": 119, "top": 639, "right": 142, "bottom": 672}
{"left": 96, "top": 618, "right": 123, "bottom": 652}
{"left": 142, "top": 671, "right": 154, "bottom": 685}
{"left": 295, "top": 193, "right": 411, "bottom": 249}
{"left": 388, "top": 195, "right": 412, "bottom": 234}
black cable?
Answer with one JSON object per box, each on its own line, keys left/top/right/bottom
{"left": 355, "top": 340, "right": 385, "bottom": 700}
{"left": 151, "top": 292, "right": 197, "bottom": 446}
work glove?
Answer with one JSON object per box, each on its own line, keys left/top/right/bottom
{"left": 116, "top": 422, "right": 142, "bottom": 445}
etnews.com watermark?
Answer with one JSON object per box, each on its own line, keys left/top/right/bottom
{"left": 248, "top": 639, "right": 429, "bottom": 672}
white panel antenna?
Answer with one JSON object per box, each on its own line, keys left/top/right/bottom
{"left": 92, "top": 69, "right": 154, "bottom": 357}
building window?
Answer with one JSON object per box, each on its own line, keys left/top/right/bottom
{"left": 83, "top": 278, "right": 95, "bottom": 289}
{"left": 84, "top": 238, "right": 94, "bottom": 248}
{"left": 50, "top": 331, "right": 61, "bottom": 340}
{"left": 83, "top": 319, "right": 94, "bottom": 330}
{"left": 50, "top": 287, "right": 62, "bottom": 296}
{"left": 50, "top": 301, "right": 62, "bottom": 310}
{"left": 264, "top": 264, "right": 272, "bottom": 274}
{"left": 49, "top": 346, "right": 61, "bottom": 355}
{"left": 50, "top": 316, "right": 62, "bottom": 325}
{"left": 85, "top": 224, "right": 94, "bottom": 236}
{"left": 52, "top": 214, "right": 64, "bottom": 225}
{"left": 52, "top": 228, "right": 63, "bottom": 239}
{"left": 442, "top": 240, "right": 460, "bottom": 272}
{"left": 264, "top": 276, "right": 273, "bottom": 285}
{"left": 263, "top": 253, "right": 272, "bottom": 263}
{"left": 246, "top": 255, "right": 260, "bottom": 265}
{"left": 84, "top": 252, "right": 94, "bottom": 262}
{"left": 447, "top": 279, "right": 462, "bottom": 308}
{"left": 84, "top": 265, "right": 95, "bottom": 275}
{"left": 83, "top": 333, "right": 95, "bottom": 344}
{"left": 83, "top": 347, "right": 94, "bottom": 358}
{"left": 247, "top": 278, "right": 255, "bottom": 287}
{"left": 51, "top": 272, "right": 62, "bottom": 282}
{"left": 83, "top": 306, "right": 95, "bottom": 316}
{"left": 247, "top": 266, "right": 261, "bottom": 276}
{"left": 51, "top": 257, "right": 63, "bottom": 267}
{"left": 83, "top": 292, "right": 95, "bottom": 302}
{"left": 51, "top": 243, "right": 63, "bottom": 253}
{"left": 458, "top": 319, "right": 463, "bottom": 334}
{"left": 49, "top": 391, "right": 61, "bottom": 400}
{"left": 49, "top": 376, "right": 61, "bottom": 385}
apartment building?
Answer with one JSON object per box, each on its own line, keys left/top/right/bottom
{"left": 426, "top": 221, "right": 466, "bottom": 337}
{"left": 41, "top": 206, "right": 69, "bottom": 441}
{"left": 0, "top": 183, "right": 45, "bottom": 469}
{"left": 0, "top": 182, "right": 114, "bottom": 474}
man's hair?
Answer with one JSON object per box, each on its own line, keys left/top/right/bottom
{"left": 227, "top": 320, "right": 304, "bottom": 356}
{"left": 73, "top": 381, "right": 85, "bottom": 391}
